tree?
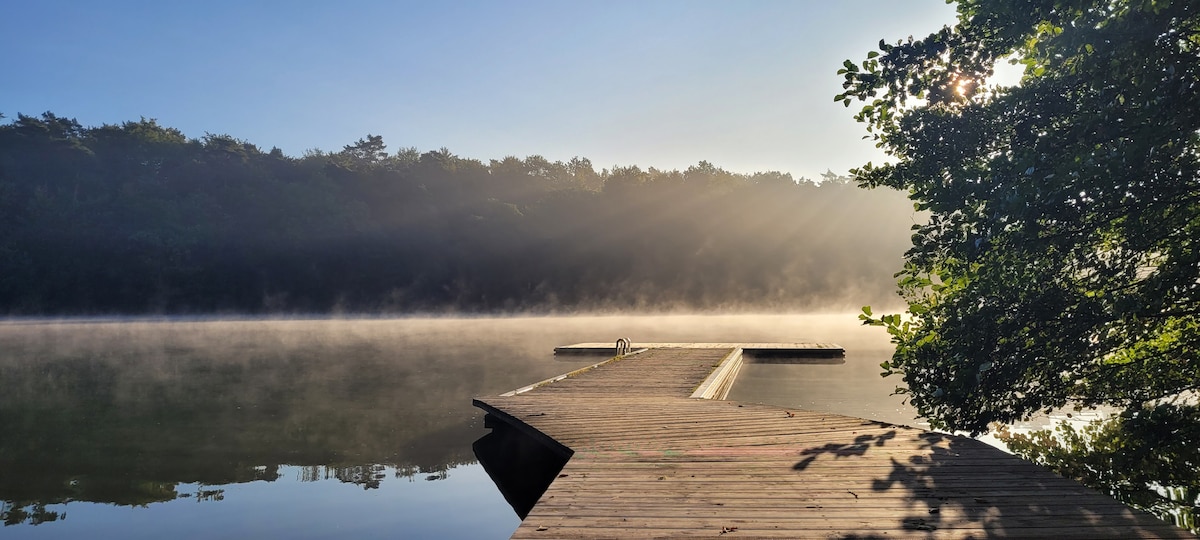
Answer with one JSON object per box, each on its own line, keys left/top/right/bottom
{"left": 842, "top": 1, "right": 1200, "bottom": 435}
{"left": 0, "top": 110, "right": 917, "bottom": 314}
{"left": 341, "top": 134, "right": 388, "bottom": 164}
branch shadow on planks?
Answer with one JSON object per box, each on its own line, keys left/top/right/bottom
{"left": 790, "top": 427, "right": 1191, "bottom": 539}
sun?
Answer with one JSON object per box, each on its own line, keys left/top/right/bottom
{"left": 954, "top": 74, "right": 978, "bottom": 97}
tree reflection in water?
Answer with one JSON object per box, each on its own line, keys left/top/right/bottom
{"left": 0, "top": 319, "right": 594, "bottom": 527}
{"left": 2, "top": 502, "right": 63, "bottom": 526}
{"left": 0, "top": 313, "right": 913, "bottom": 532}
{"left": 998, "top": 403, "right": 1200, "bottom": 534}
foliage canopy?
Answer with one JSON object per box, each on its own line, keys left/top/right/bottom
{"left": 843, "top": 0, "right": 1200, "bottom": 435}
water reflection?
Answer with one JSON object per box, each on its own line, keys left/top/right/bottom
{"left": 2, "top": 463, "right": 521, "bottom": 539}
{"left": 727, "top": 330, "right": 923, "bottom": 429}
{"left": 0, "top": 313, "right": 900, "bottom": 537}
{"left": 0, "top": 318, "right": 607, "bottom": 534}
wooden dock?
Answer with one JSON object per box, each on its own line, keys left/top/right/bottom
{"left": 553, "top": 342, "right": 845, "bottom": 359}
{"left": 474, "top": 345, "right": 1192, "bottom": 539}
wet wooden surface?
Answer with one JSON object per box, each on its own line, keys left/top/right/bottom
{"left": 474, "top": 347, "right": 1192, "bottom": 539}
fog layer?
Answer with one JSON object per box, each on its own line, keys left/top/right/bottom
{"left": 0, "top": 313, "right": 892, "bottom": 512}
{"left": 0, "top": 113, "right": 917, "bottom": 315}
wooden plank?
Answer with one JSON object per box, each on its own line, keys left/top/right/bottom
{"left": 555, "top": 342, "right": 845, "bottom": 356}
{"left": 689, "top": 347, "right": 743, "bottom": 399}
{"left": 474, "top": 346, "right": 1194, "bottom": 539}
{"left": 511, "top": 525, "right": 1187, "bottom": 540}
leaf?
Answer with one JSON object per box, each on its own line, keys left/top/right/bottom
{"left": 836, "top": 0, "right": 1200, "bottom": 442}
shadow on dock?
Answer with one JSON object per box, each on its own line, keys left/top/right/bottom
{"left": 743, "top": 349, "right": 846, "bottom": 364}
{"left": 784, "top": 426, "right": 1187, "bottom": 537}
{"left": 475, "top": 346, "right": 1194, "bottom": 538}
{"left": 472, "top": 414, "right": 570, "bottom": 519}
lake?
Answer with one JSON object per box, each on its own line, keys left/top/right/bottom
{"left": 0, "top": 313, "right": 1027, "bottom": 538}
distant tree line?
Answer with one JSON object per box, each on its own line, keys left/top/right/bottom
{"left": 0, "top": 112, "right": 918, "bottom": 315}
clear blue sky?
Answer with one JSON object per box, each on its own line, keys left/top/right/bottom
{"left": 1, "top": 1, "right": 957, "bottom": 182}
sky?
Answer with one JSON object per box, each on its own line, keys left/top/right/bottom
{"left": 1, "top": 1, "right": 960, "bottom": 182}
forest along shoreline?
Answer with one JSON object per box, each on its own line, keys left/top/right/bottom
{"left": 0, "top": 112, "right": 917, "bottom": 317}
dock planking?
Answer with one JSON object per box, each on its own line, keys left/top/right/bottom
{"left": 553, "top": 342, "right": 845, "bottom": 359}
{"left": 474, "top": 346, "right": 1193, "bottom": 538}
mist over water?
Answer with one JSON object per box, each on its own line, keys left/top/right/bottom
{"left": 0, "top": 313, "right": 917, "bottom": 538}
{"left": 0, "top": 116, "right": 923, "bottom": 317}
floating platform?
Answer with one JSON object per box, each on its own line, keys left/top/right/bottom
{"left": 555, "top": 342, "right": 845, "bottom": 362}
{"left": 474, "top": 344, "right": 1191, "bottom": 539}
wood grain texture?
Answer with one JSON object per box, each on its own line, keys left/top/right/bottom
{"left": 474, "top": 347, "right": 1193, "bottom": 539}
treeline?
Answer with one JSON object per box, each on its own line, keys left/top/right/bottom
{"left": 0, "top": 112, "right": 918, "bottom": 314}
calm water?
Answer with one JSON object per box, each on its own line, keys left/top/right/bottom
{"left": 0, "top": 314, "right": 926, "bottom": 538}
